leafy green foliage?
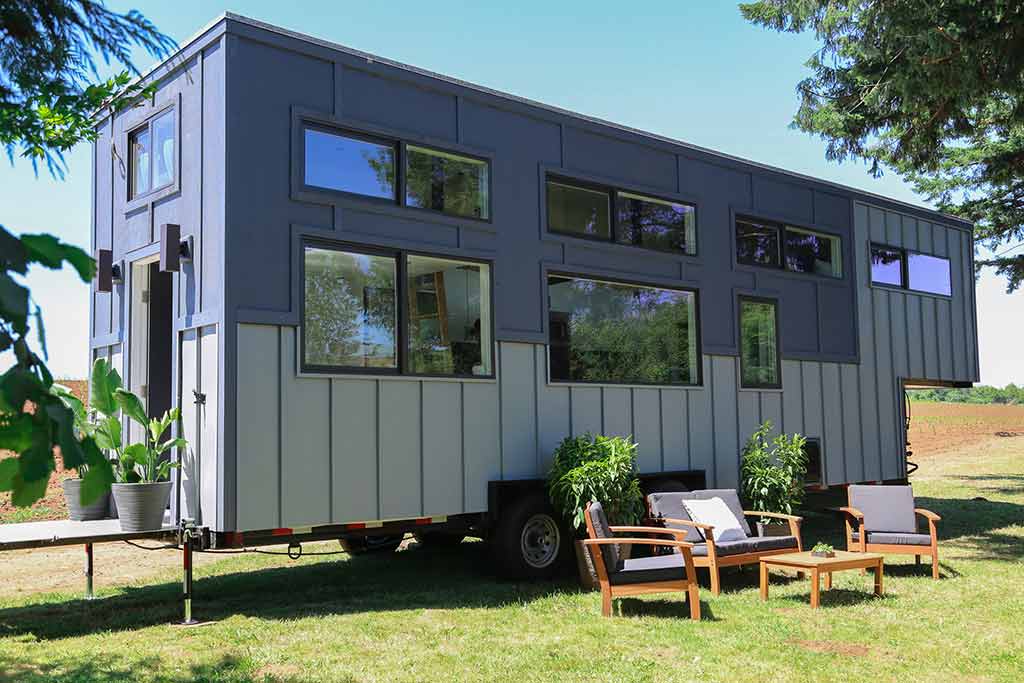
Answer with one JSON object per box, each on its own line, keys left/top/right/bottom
{"left": 740, "top": 421, "right": 808, "bottom": 523}
{"left": 908, "top": 384, "right": 1024, "bottom": 404}
{"left": 811, "top": 541, "right": 835, "bottom": 554}
{"left": 546, "top": 434, "right": 645, "bottom": 537}
{"left": 740, "top": 0, "right": 1024, "bottom": 290}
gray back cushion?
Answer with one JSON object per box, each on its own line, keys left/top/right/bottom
{"left": 849, "top": 485, "right": 917, "bottom": 533}
{"left": 586, "top": 502, "right": 623, "bottom": 573}
{"left": 647, "top": 489, "right": 752, "bottom": 541}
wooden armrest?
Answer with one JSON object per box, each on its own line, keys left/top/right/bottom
{"left": 839, "top": 506, "right": 864, "bottom": 519}
{"left": 610, "top": 525, "right": 686, "bottom": 539}
{"left": 742, "top": 510, "right": 803, "bottom": 522}
{"left": 583, "top": 538, "right": 693, "bottom": 550}
{"left": 915, "top": 508, "right": 941, "bottom": 522}
{"left": 661, "top": 517, "right": 714, "bottom": 532}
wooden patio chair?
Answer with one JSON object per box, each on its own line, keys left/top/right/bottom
{"left": 841, "top": 484, "right": 942, "bottom": 579}
{"left": 646, "top": 489, "right": 803, "bottom": 595}
{"left": 582, "top": 502, "right": 701, "bottom": 619}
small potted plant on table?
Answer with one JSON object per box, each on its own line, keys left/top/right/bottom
{"left": 547, "top": 433, "right": 645, "bottom": 589}
{"left": 811, "top": 542, "right": 835, "bottom": 558}
{"left": 740, "top": 420, "right": 808, "bottom": 537}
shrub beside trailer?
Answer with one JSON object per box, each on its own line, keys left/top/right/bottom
{"left": 86, "top": 14, "right": 979, "bottom": 580}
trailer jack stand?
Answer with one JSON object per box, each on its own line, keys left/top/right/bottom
{"left": 180, "top": 523, "right": 199, "bottom": 626}
{"left": 84, "top": 543, "right": 95, "bottom": 600}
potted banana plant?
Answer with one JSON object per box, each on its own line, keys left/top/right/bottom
{"left": 52, "top": 379, "right": 110, "bottom": 521}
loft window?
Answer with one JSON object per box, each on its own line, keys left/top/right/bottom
{"left": 303, "top": 127, "right": 396, "bottom": 199}
{"left": 870, "top": 244, "right": 952, "bottom": 296}
{"left": 870, "top": 244, "right": 904, "bottom": 287}
{"left": 129, "top": 108, "right": 175, "bottom": 199}
{"left": 405, "top": 145, "right": 490, "bottom": 219}
{"left": 738, "top": 296, "right": 780, "bottom": 389}
{"left": 546, "top": 176, "right": 697, "bottom": 255}
{"left": 302, "top": 243, "right": 493, "bottom": 377}
{"left": 547, "top": 275, "right": 700, "bottom": 386}
{"left": 736, "top": 217, "right": 842, "bottom": 278}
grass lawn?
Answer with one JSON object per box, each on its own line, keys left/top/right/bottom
{"left": 1, "top": 437, "right": 1022, "bottom": 682}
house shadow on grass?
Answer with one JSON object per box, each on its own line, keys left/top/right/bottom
{"left": 0, "top": 540, "right": 579, "bottom": 641}
{"left": 0, "top": 654, "right": 257, "bottom": 683}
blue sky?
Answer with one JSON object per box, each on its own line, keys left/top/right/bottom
{"left": 1, "top": 1, "right": 1021, "bottom": 384}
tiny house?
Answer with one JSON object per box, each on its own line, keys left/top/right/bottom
{"left": 89, "top": 14, "right": 979, "bottom": 576}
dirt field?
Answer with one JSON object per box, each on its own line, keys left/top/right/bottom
{"left": 907, "top": 402, "right": 1024, "bottom": 458}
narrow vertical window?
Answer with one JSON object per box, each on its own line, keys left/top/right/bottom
{"left": 150, "top": 110, "right": 176, "bottom": 190}
{"left": 130, "top": 127, "right": 151, "bottom": 198}
{"left": 405, "top": 146, "right": 490, "bottom": 219}
{"left": 870, "top": 245, "right": 905, "bottom": 287}
{"left": 129, "top": 108, "right": 176, "bottom": 199}
{"left": 739, "top": 297, "right": 780, "bottom": 388}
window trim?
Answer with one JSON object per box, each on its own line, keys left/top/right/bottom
{"left": 737, "top": 294, "right": 782, "bottom": 390}
{"left": 545, "top": 174, "right": 699, "bottom": 256}
{"left": 735, "top": 215, "right": 844, "bottom": 280}
{"left": 869, "top": 242, "right": 953, "bottom": 298}
{"left": 300, "top": 239, "right": 496, "bottom": 379}
{"left": 126, "top": 102, "right": 178, "bottom": 203}
{"left": 545, "top": 271, "right": 704, "bottom": 387}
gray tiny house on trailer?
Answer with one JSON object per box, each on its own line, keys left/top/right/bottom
{"left": 89, "top": 14, "right": 979, "bottom": 576}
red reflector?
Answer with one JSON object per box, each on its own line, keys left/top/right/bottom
{"left": 345, "top": 523, "right": 366, "bottom": 530}
{"left": 414, "top": 518, "right": 431, "bottom": 526}
{"left": 271, "top": 528, "right": 292, "bottom": 537}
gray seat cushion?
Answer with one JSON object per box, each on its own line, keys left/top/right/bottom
{"left": 851, "top": 531, "right": 932, "bottom": 546}
{"left": 690, "top": 535, "right": 798, "bottom": 557}
{"left": 586, "top": 502, "right": 624, "bottom": 573}
{"left": 609, "top": 554, "right": 688, "bottom": 585}
{"left": 849, "top": 485, "right": 917, "bottom": 533}
{"left": 647, "top": 489, "right": 752, "bottom": 543}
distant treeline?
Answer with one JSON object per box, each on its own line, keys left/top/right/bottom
{"left": 908, "top": 385, "right": 1024, "bottom": 404}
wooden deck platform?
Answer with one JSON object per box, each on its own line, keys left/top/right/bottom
{"left": 0, "top": 514, "right": 176, "bottom": 552}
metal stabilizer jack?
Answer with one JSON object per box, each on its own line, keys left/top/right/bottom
{"left": 179, "top": 520, "right": 200, "bottom": 625}
{"left": 84, "top": 543, "right": 95, "bottom": 600}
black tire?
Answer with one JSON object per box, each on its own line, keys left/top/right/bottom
{"left": 490, "top": 492, "right": 571, "bottom": 579}
{"left": 338, "top": 533, "right": 405, "bottom": 555}
{"left": 412, "top": 531, "right": 466, "bottom": 548}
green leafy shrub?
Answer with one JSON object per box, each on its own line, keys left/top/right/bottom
{"left": 547, "top": 434, "right": 645, "bottom": 537}
{"left": 740, "top": 420, "right": 808, "bottom": 523}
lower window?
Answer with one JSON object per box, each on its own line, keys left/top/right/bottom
{"left": 302, "top": 244, "right": 492, "bottom": 376}
{"left": 738, "top": 297, "right": 780, "bottom": 388}
{"left": 547, "top": 275, "right": 700, "bottom": 385}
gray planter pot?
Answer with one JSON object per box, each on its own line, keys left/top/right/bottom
{"left": 62, "top": 479, "right": 110, "bottom": 521}
{"left": 111, "top": 481, "right": 173, "bottom": 532}
{"left": 757, "top": 521, "right": 792, "bottom": 537}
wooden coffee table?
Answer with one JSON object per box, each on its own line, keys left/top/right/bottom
{"left": 760, "top": 550, "right": 884, "bottom": 608}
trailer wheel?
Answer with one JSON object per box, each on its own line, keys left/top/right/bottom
{"left": 491, "top": 492, "right": 569, "bottom": 579}
{"left": 412, "top": 531, "right": 466, "bottom": 548}
{"left": 338, "top": 534, "right": 404, "bottom": 555}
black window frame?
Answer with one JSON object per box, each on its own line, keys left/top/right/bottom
{"left": 545, "top": 175, "right": 698, "bottom": 256}
{"left": 127, "top": 105, "right": 177, "bottom": 201}
{"left": 737, "top": 294, "right": 782, "bottom": 390}
{"left": 869, "top": 243, "right": 953, "bottom": 297}
{"left": 299, "top": 122, "right": 493, "bottom": 222}
{"left": 735, "top": 215, "right": 843, "bottom": 280}
{"left": 300, "top": 239, "right": 496, "bottom": 379}
{"left": 545, "top": 271, "right": 704, "bottom": 387}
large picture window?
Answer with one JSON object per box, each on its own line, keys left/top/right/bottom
{"left": 546, "top": 176, "right": 696, "bottom": 255}
{"left": 870, "top": 244, "right": 952, "bottom": 296}
{"left": 129, "top": 108, "right": 176, "bottom": 199}
{"left": 736, "top": 217, "right": 842, "bottom": 279}
{"left": 738, "top": 297, "right": 780, "bottom": 389}
{"left": 302, "top": 244, "right": 493, "bottom": 377}
{"left": 547, "top": 275, "right": 700, "bottom": 385}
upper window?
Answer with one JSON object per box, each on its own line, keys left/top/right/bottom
{"left": 736, "top": 217, "right": 842, "bottom": 278}
{"left": 546, "top": 177, "right": 696, "bottom": 255}
{"left": 405, "top": 146, "right": 490, "bottom": 219}
{"left": 302, "top": 243, "right": 492, "bottom": 377}
{"left": 870, "top": 244, "right": 952, "bottom": 296}
{"left": 738, "top": 297, "right": 780, "bottom": 389}
{"left": 304, "top": 128, "right": 396, "bottom": 199}
{"left": 547, "top": 275, "right": 700, "bottom": 385}
{"left": 129, "top": 109, "right": 175, "bottom": 199}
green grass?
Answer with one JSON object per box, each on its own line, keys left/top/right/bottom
{"left": 1, "top": 439, "right": 1022, "bottom": 683}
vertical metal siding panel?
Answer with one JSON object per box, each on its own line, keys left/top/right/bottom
{"left": 379, "top": 380, "right": 422, "bottom": 518}
{"left": 602, "top": 388, "right": 632, "bottom": 437}
{"left": 937, "top": 299, "right": 954, "bottom": 379}
{"left": 885, "top": 211, "right": 902, "bottom": 246}
{"left": 960, "top": 231, "right": 979, "bottom": 380}
{"left": 463, "top": 382, "right": 499, "bottom": 511}
{"left": 855, "top": 206, "right": 881, "bottom": 481}
{"left": 906, "top": 295, "right": 925, "bottom": 378}
{"left": 901, "top": 215, "right": 919, "bottom": 251}
{"left": 199, "top": 326, "right": 219, "bottom": 528}
{"left": 499, "top": 342, "right": 538, "bottom": 479}
{"left": 179, "top": 329, "right": 200, "bottom": 522}
{"left": 570, "top": 387, "right": 602, "bottom": 435}
{"left": 632, "top": 389, "right": 661, "bottom": 473}
{"left": 918, "top": 221, "right": 933, "bottom": 252}
{"left": 889, "top": 295, "right": 908, "bottom": 377}
{"left": 800, "top": 362, "right": 824, "bottom": 443}
{"left": 331, "top": 379, "right": 378, "bottom": 522}
{"left": 760, "top": 393, "right": 783, "bottom": 438}
{"left": 688, "top": 357, "right": 714, "bottom": 482}
{"left": 711, "top": 356, "right": 739, "bottom": 488}
{"left": 932, "top": 225, "right": 949, "bottom": 257}
{"left": 280, "top": 328, "right": 331, "bottom": 526}
{"left": 781, "top": 360, "right": 804, "bottom": 436}
{"left": 535, "top": 345, "right": 569, "bottom": 473}
{"left": 948, "top": 230, "right": 968, "bottom": 380}
{"left": 921, "top": 298, "right": 938, "bottom": 379}
{"left": 737, "top": 390, "right": 760, "bottom": 447}
{"left": 422, "top": 382, "right": 463, "bottom": 516}
{"left": 235, "top": 325, "right": 280, "bottom": 530}
{"left": 840, "top": 364, "right": 863, "bottom": 483}
{"left": 660, "top": 390, "right": 687, "bottom": 470}
{"left": 872, "top": 291, "right": 899, "bottom": 480}
{"left": 868, "top": 207, "right": 887, "bottom": 243}
{"left": 820, "top": 364, "right": 845, "bottom": 485}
